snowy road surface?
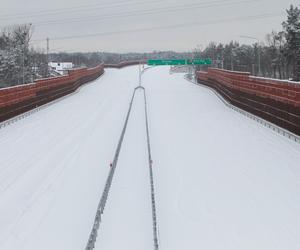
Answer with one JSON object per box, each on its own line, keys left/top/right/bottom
{"left": 0, "top": 65, "right": 300, "bottom": 250}
{"left": 94, "top": 90, "right": 153, "bottom": 250}
{"left": 0, "top": 66, "right": 138, "bottom": 250}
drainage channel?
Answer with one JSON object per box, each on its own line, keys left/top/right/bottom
{"left": 85, "top": 86, "right": 159, "bottom": 250}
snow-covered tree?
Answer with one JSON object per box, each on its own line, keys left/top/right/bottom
{"left": 0, "top": 24, "right": 35, "bottom": 87}
{"left": 282, "top": 5, "right": 300, "bottom": 81}
{"left": 266, "top": 31, "right": 287, "bottom": 79}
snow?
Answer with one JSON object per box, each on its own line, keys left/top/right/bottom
{"left": 0, "top": 66, "right": 139, "bottom": 250}
{"left": 0, "top": 65, "right": 300, "bottom": 250}
{"left": 250, "top": 75, "right": 300, "bottom": 85}
{"left": 143, "top": 66, "right": 300, "bottom": 250}
{"left": 94, "top": 90, "right": 153, "bottom": 250}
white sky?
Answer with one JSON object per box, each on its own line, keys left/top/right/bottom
{"left": 1, "top": 0, "right": 299, "bottom": 53}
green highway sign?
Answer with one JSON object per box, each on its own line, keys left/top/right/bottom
{"left": 147, "top": 59, "right": 211, "bottom": 66}
{"left": 191, "top": 59, "right": 212, "bottom": 65}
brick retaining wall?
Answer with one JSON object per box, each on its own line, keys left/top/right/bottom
{"left": 197, "top": 68, "right": 300, "bottom": 136}
{"left": 0, "top": 65, "right": 104, "bottom": 122}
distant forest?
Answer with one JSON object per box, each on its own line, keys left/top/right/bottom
{"left": 0, "top": 4, "right": 299, "bottom": 88}
{"left": 48, "top": 51, "right": 193, "bottom": 67}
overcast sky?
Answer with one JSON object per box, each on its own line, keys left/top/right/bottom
{"left": 1, "top": 0, "right": 299, "bottom": 53}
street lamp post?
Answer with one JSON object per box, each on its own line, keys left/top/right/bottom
{"left": 240, "top": 35, "right": 262, "bottom": 76}
{"left": 139, "top": 61, "right": 142, "bottom": 87}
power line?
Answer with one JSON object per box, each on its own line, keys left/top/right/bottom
{"left": 0, "top": 0, "right": 155, "bottom": 20}
{"left": 31, "top": 12, "right": 284, "bottom": 43}
{"left": 0, "top": 0, "right": 223, "bottom": 21}
{"left": 32, "top": 0, "right": 262, "bottom": 27}
{"left": 0, "top": 0, "right": 261, "bottom": 23}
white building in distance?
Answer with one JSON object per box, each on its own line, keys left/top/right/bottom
{"left": 49, "top": 62, "right": 74, "bottom": 75}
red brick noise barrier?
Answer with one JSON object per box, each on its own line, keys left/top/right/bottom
{"left": 0, "top": 65, "right": 104, "bottom": 123}
{"left": 104, "top": 60, "right": 146, "bottom": 68}
{"left": 196, "top": 68, "right": 300, "bottom": 136}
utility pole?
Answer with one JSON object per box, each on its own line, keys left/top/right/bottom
{"left": 46, "top": 37, "right": 49, "bottom": 77}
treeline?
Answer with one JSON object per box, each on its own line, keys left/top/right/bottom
{"left": 197, "top": 5, "right": 300, "bottom": 81}
{"left": 1, "top": 4, "right": 299, "bottom": 88}
{"left": 0, "top": 24, "right": 48, "bottom": 88}
{"left": 51, "top": 4, "right": 300, "bottom": 81}
{"left": 48, "top": 51, "right": 193, "bottom": 68}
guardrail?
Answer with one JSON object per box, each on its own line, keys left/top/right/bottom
{"left": 185, "top": 75, "right": 300, "bottom": 143}
{"left": 85, "top": 88, "right": 136, "bottom": 250}
{"left": 0, "top": 73, "right": 104, "bottom": 130}
{"left": 0, "top": 62, "right": 147, "bottom": 127}
{"left": 196, "top": 69, "right": 300, "bottom": 136}
{"left": 0, "top": 65, "right": 104, "bottom": 124}
{"left": 142, "top": 87, "right": 159, "bottom": 250}
{"left": 86, "top": 68, "right": 159, "bottom": 250}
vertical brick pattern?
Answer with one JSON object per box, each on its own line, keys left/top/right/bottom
{"left": 0, "top": 65, "right": 104, "bottom": 122}
{"left": 197, "top": 68, "right": 300, "bottom": 136}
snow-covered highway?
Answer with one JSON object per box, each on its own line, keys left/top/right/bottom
{"left": 94, "top": 89, "right": 154, "bottom": 250}
{"left": 0, "top": 65, "right": 300, "bottom": 250}
{"left": 0, "top": 66, "right": 138, "bottom": 250}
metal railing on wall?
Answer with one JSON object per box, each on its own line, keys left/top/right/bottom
{"left": 185, "top": 75, "right": 300, "bottom": 144}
